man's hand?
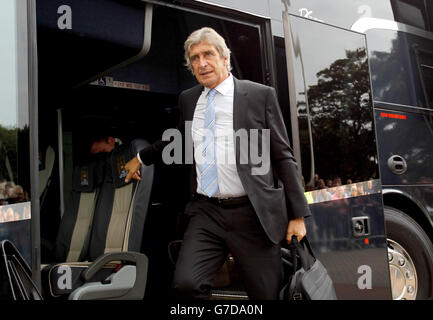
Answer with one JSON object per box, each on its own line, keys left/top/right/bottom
{"left": 286, "top": 217, "right": 306, "bottom": 244}
{"left": 124, "top": 156, "right": 142, "bottom": 183}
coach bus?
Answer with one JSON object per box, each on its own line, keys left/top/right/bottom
{"left": 1, "top": 0, "right": 432, "bottom": 300}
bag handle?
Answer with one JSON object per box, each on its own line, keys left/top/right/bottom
{"left": 291, "top": 236, "right": 316, "bottom": 271}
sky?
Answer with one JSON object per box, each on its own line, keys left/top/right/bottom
{"left": 0, "top": 0, "right": 18, "bottom": 128}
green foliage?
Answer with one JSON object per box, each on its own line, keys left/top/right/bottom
{"left": 305, "top": 48, "right": 377, "bottom": 182}
{"left": 0, "top": 124, "right": 17, "bottom": 181}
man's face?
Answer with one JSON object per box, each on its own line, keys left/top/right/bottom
{"left": 189, "top": 42, "right": 229, "bottom": 89}
{"left": 90, "top": 137, "right": 115, "bottom": 154}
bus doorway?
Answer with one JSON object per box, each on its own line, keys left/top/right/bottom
{"left": 35, "top": 0, "right": 271, "bottom": 299}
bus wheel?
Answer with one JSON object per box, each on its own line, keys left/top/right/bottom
{"left": 385, "top": 206, "right": 433, "bottom": 300}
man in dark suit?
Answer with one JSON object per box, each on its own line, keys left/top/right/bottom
{"left": 124, "top": 27, "right": 311, "bottom": 299}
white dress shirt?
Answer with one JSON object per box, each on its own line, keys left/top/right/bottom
{"left": 192, "top": 74, "right": 246, "bottom": 198}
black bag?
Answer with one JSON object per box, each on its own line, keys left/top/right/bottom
{"left": 280, "top": 236, "right": 337, "bottom": 300}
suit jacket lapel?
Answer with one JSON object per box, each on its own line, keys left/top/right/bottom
{"left": 233, "top": 77, "right": 248, "bottom": 131}
{"left": 184, "top": 84, "right": 203, "bottom": 122}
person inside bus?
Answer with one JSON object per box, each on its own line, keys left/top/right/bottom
{"left": 89, "top": 135, "right": 122, "bottom": 154}
{"left": 316, "top": 179, "right": 332, "bottom": 202}
{"left": 123, "top": 27, "right": 311, "bottom": 300}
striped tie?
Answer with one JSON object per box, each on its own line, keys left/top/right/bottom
{"left": 201, "top": 88, "right": 219, "bottom": 197}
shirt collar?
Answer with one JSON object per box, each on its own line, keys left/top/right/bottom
{"left": 204, "top": 73, "right": 233, "bottom": 97}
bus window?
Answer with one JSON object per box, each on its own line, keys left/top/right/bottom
{"left": 417, "top": 49, "right": 433, "bottom": 108}
{"left": 285, "top": 15, "right": 379, "bottom": 190}
{"left": 0, "top": 0, "right": 32, "bottom": 264}
{"left": 391, "top": 0, "right": 430, "bottom": 31}
{"left": 282, "top": 13, "right": 391, "bottom": 299}
{"left": 0, "top": 1, "right": 30, "bottom": 208}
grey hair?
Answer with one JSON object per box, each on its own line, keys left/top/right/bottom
{"left": 184, "top": 27, "right": 232, "bottom": 74}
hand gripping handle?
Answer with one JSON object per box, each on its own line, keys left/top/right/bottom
{"left": 291, "top": 236, "right": 316, "bottom": 271}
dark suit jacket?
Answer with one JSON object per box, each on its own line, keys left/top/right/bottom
{"left": 139, "top": 77, "right": 311, "bottom": 244}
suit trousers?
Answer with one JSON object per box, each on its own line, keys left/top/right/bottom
{"left": 172, "top": 197, "right": 283, "bottom": 300}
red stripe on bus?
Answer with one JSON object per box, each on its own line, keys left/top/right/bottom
{"left": 380, "top": 112, "right": 406, "bottom": 120}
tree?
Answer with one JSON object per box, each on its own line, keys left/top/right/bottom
{"left": 305, "top": 48, "right": 378, "bottom": 182}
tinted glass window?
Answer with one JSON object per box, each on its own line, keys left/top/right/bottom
{"left": 417, "top": 49, "right": 433, "bottom": 107}
{"left": 391, "top": 0, "right": 429, "bottom": 30}
{"left": 0, "top": 0, "right": 31, "bottom": 264}
{"left": 367, "top": 28, "right": 433, "bottom": 109}
{"left": 0, "top": 0, "right": 30, "bottom": 209}
{"left": 367, "top": 29, "right": 419, "bottom": 107}
{"left": 287, "top": 15, "right": 379, "bottom": 192}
